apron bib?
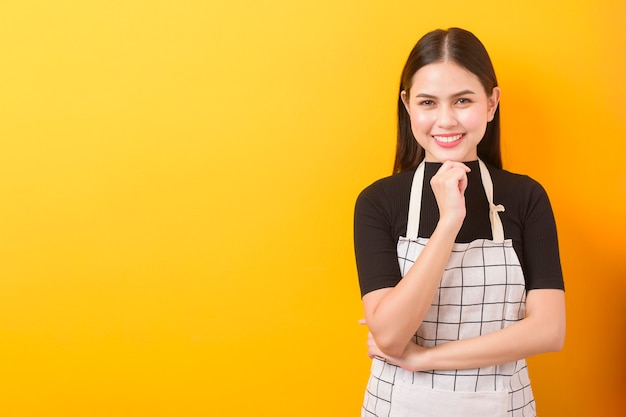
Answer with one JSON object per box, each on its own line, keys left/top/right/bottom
{"left": 362, "top": 161, "right": 536, "bottom": 417}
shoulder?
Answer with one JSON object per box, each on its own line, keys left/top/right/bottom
{"left": 356, "top": 169, "right": 415, "bottom": 208}
{"left": 486, "top": 164, "right": 551, "bottom": 202}
{"left": 486, "top": 164, "right": 555, "bottom": 225}
{"left": 486, "top": 163, "right": 542, "bottom": 189}
{"left": 354, "top": 169, "right": 415, "bottom": 231}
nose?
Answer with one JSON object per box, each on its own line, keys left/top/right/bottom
{"left": 436, "top": 105, "right": 458, "bottom": 128}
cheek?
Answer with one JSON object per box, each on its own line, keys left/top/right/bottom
{"left": 458, "top": 108, "right": 490, "bottom": 129}
{"left": 409, "top": 110, "right": 435, "bottom": 129}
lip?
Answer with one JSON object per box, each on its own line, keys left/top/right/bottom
{"left": 432, "top": 133, "right": 464, "bottom": 148}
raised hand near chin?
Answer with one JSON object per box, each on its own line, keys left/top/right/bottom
{"left": 429, "top": 160, "right": 471, "bottom": 231}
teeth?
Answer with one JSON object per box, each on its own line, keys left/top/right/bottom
{"left": 433, "top": 134, "right": 463, "bottom": 143}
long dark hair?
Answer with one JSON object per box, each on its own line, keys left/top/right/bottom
{"left": 393, "top": 28, "right": 501, "bottom": 173}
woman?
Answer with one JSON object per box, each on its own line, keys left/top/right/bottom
{"left": 354, "top": 28, "right": 565, "bottom": 416}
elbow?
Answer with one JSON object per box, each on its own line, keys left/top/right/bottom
{"left": 544, "top": 321, "right": 566, "bottom": 352}
{"left": 549, "top": 327, "right": 566, "bottom": 352}
{"left": 380, "top": 345, "right": 406, "bottom": 359}
{"left": 375, "top": 335, "right": 409, "bottom": 358}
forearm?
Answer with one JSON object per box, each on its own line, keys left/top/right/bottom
{"left": 422, "top": 315, "right": 564, "bottom": 371}
{"left": 385, "top": 289, "right": 567, "bottom": 373}
{"left": 365, "top": 222, "right": 458, "bottom": 357}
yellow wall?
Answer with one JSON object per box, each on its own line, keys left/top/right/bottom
{"left": 0, "top": 0, "right": 624, "bottom": 415}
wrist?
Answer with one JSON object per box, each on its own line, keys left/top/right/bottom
{"left": 419, "top": 345, "right": 435, "bottom": 371}
{"left": 433, "top": 217, "right": 463, "bottom": 239}
{"left": 405, "top": 343, "right": 431, "bottom": 372}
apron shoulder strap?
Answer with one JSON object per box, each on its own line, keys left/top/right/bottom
{"left": 405, "top": 160, "right": 506, "bottom": 242}
{"left": 478, "top": 160, "right": 505, "bottom": 242}
{"left": 406, "top": 162, "right": 424, "bottom": 240}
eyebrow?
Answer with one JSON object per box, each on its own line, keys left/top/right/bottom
{"left": 415, "top": 89, "right": 476, "bottom": 99}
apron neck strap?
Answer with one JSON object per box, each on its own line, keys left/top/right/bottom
{"left": 406, "top": 160, "right": 505, "bottom": 242}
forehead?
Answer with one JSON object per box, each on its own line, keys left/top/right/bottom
{"left": 409, "top": 61, "right": 484, "bottom": 95}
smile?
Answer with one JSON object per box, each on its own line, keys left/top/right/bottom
{"left": 433, "top": 134, "right": 464, "bottom": 143}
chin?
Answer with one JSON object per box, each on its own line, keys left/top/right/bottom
{"left": 427, "top": 152, "right": 476, "bottom": 163}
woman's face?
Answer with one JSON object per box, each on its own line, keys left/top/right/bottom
{"left": 401, "top": 61, "right": 500, "bottom": 163}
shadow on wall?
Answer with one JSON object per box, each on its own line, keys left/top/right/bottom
{"left": 560, "top": 210, "right": 626, "bottom": 415}
{"left": 501, "top": 57, "right": 626, "bottom": 416}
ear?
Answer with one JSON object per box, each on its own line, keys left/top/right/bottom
{"left": 487, "top": 87, "right": 501, "bottom": 121}
{"left": 400, "top": 90, "right": 410, "bottom": 114}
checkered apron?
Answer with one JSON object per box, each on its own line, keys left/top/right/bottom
{"left": 362, "top": 160, "right": 535, "bottom": 417}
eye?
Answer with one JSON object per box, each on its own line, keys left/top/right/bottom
{"left": 419, "top": 100, "right": 435, "bottom": 106}
{"left": 456, "top": 98, "right": 471, "bottom": 105}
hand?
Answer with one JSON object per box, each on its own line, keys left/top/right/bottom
{"left": 430, "top": 161, "right": 471, "bottom": 230}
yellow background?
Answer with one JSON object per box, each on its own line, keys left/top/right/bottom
{"left": 1, "top": 0, "right": 624, "bottom": 415}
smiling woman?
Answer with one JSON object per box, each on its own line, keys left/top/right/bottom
{"left": 354, "top": 28, "right": 565, "bottom": 417}
{"left": 400, "top": 62, "right": 500, "bottom": 163}
{"left": 393, "top": 28, "right": 503, "bottom": 174}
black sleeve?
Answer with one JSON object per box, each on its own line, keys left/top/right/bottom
{"left": 353, "top": 181, "right": 404, "bottom": 298}
{"left": 518, "top": 177, "right": 565, "bottom": 291}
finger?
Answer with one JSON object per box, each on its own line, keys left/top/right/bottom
{"left": 433, "top": 167, "right": 470, "bottom": 185}
{"left": 431, "top": 168, "right": 468, "bottom": 191}
{"left": 457, "top": 170, "right": 469, "bottom": 193}
{"left": 358, "top": 319, "right": 367, "bottom": 325}
{"left": 442, "top": 160, "right": 471, "bottom": 171}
